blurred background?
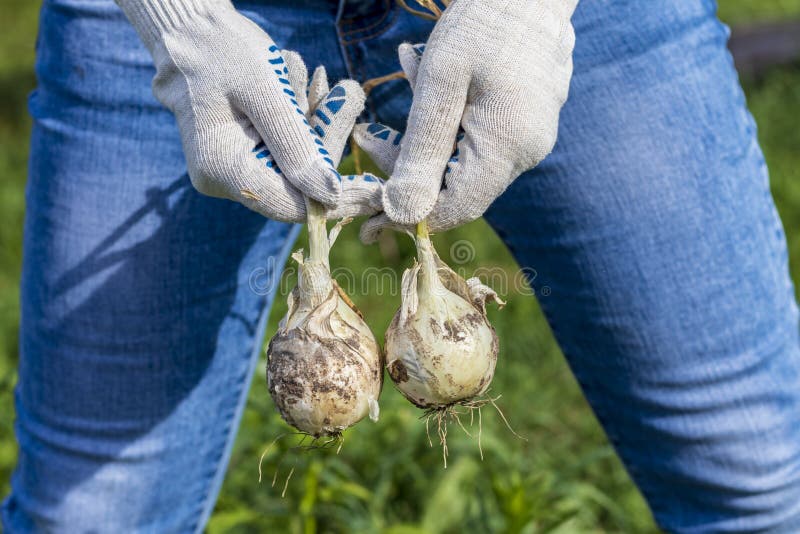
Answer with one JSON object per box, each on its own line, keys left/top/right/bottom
{"left": 1, "top": 1, "right": 799, "bottom": 532}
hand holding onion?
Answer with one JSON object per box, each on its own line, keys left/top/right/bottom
{"left": 263, "top": 45, "right": 511, "bottom": 463}
{"left": 256, "top": 54, "right": 384, "bottom": 438}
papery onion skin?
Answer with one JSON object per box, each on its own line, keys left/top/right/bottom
{"left": 268, "top": 288, "right": 382, "bottom": 437}
{"left": 266, "top": 205, "right": 383, "bottom": 438}
{"left": 384, "top": 231, "right": 503, "bottom": 409}
{"left": 385, "top": 291, "right": 498, "bottom": 408}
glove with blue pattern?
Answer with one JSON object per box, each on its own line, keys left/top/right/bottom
{"left": 353, "top": 0, "right": 577, "bottom": 241}
{"left": 117, "top": 0, "right": 382, "bottom": 221}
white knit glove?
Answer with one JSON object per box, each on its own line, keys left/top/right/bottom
{"left": 116, "top": 0, "right": 381, "bottom": 221}
{"left": 246, "top": 53, "right": 384, "bottom": 220}
{"left": 353, "top": 0, "right": 577, "bottom": 242}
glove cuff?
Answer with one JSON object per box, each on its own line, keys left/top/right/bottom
{"left": 116, "top": 0, "right": 233, "bottom": 57}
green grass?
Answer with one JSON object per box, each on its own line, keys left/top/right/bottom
{"left": 0, "top": 0, "right": 39, "bottom": 497}
{"left": 1, "top": 1, "right": 800, "bottom": 532}
{"left": 717, "top": 0, "right": 800, "bottom": 24}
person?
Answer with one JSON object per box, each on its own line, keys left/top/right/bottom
{"left": 3, "top": 0, "right": 800, "bottom": 531}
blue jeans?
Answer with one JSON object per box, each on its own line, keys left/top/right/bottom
{"left": 4, "top": 0, "right": 800, "bottom": 532}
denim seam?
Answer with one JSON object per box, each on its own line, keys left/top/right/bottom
{"left": 0, "top": 497, "right": 11, "bottom": 532}
{"left": 339, "top": 0, "right": 393, "bottom": 40}
{"left": 586, "top": 394, "right": 665, "bottom": 518}
{"left": 343, "top": 15, "right": 398, "bottom": 44}
{"left": 190, "top": 223, "right": 302, "bottom": 533}
{"left": 340, "top": 1, "right": 389, "bottom": 35}
{"left": 335, "top": 0, "right": 357, "bottom": 81}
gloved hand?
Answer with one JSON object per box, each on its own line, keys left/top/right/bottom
{"left": 353, "top": 0, "right": 577, "bottom": 242}
{"left": 242, "top": 53, "right": 384, "bottom": 220}
{"left": 116, "top": 0, "right": 381, "bottom": 221}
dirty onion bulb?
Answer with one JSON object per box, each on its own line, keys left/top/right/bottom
{"left": 267, "top": 198, "right": 383, "bottom": 438}
{"left": 385, "top": 222, "right": 505, "bottom": 409}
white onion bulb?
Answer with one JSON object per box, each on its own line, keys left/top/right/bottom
{"left": 385, "top": 225, "right": 504, "bottom": 408}
{"left": 267, "top": 202, "right": 382, "bottom": 437}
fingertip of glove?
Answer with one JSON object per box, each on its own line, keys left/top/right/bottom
{"left": 382, "top": 178, "right": 435, "bottom": 226}
{"left": 310, "top": 65, "right": 329, "bottom": 87}
{"left": 398, "top": 42, "right": 424, "bottom": 57}
{"left": 236, "top": 188, "right": 305, "bottom": 223}
{"left": 321, "top": 166, "right": 344, "bottom": 204}
{"left": 298, "top": 162, "right": 343, "bottom": 206}
{"left": 281, "top": 49, "right": 303, "bottom": 64}
{"left": 331, "top": 79, "right": 365, "bottom": 104}
{"left": 359, "top": 216, "right": 384, "bottom": 245}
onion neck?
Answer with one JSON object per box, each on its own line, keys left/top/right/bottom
{"left": 297, "top": 196, "right": 334, "bottom": 307}
{"left": 415, "top": 221, "right": 441, "bottom": 298}
{"left": 305, "top": 197, "right": 330, "bottom": 271}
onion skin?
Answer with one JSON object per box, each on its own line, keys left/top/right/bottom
{"left": 268, "top": 284, "right": 382, "bottom": 437}
{"left": 385, "top": 230, "right": 504, "bottom": 409}
{"left": 385, "top": 286, "right": 498, "bottom": 408}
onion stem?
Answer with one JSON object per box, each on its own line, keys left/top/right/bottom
{"left": 416, "top": 220, "right": 429, "bottom": 240}
{"left": 305, "top": 197, "right": 329, "bottom": 269}
{"left": 415, "top": 220, "right": 438, "bottom": 297}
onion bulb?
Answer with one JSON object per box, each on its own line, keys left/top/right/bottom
{"left": 267, "top": 198, "right": 383, "bottom": 438}
{"left": 385, "top": 222, "right": 505, "bottom": 409}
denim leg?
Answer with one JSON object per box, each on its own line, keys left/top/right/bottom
{"left": 337, "top": 0, "right": 435, "bottom": 130}
{"left": 481, "top": 2, "right": 800, "bottom": 531}
{"left": 236, "top": 0, "right": 350, "bottom": 82}
{"left": 358, "top": 0, "right": 800, "bottom": 531}
{"left": 0, "top": 1, "right": 345, "bottom": 532}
